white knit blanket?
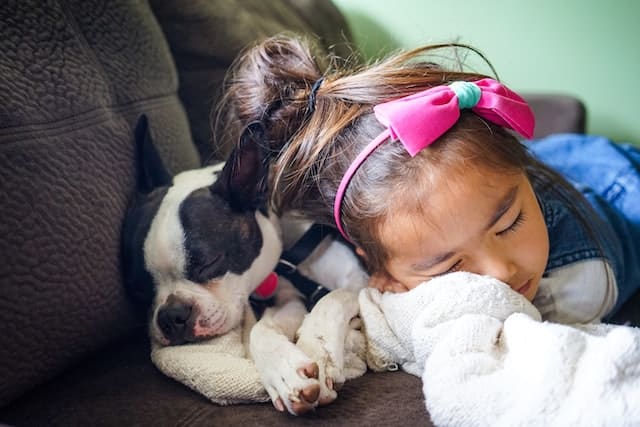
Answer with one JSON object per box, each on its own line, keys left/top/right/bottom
{"left": 151, "top": 306, "right": 269, "bottom": 405}
{"left": 359, "top": 271, "right": 640, "bottom": 427}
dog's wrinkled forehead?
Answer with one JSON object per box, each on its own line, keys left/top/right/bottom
{"left": 179, "top": 188, "right": 262, "bottom": 284}
{"left": 144, "top": 165, "right": 263, "bottom": 286}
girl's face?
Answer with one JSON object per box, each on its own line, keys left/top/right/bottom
{"left": 375, "top": 165, "right": 549, "bottom": 301}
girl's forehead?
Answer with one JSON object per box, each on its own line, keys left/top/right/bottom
{"left": 388, "top": 160, "right": 511, "bottom": 214}
{"left": 379, "top": 166, "right": 525, "bottom": 252}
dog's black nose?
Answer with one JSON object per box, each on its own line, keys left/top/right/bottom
{"left": 157, "top": 303, "right": 192, "bottom": 343}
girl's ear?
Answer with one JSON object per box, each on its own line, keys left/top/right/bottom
{"left": 355, "top": 247, "right": 367, "bottom": 260}
{"left": 210, "top": 122, "right": 269, "bottom": 211}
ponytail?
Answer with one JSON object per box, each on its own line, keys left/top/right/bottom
{"left": 216, "top": 35, "right": 507, "bottom": 272}
{"left": 214, "top": 34, "right": 331, "bottom": 155}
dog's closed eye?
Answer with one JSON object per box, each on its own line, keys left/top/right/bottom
{"left": 196, "top": 254, "right": 228, "bottom": 283}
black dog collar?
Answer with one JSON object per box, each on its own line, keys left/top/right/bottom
{"left": 250, "top": 223, "right": 352, "bottom": 318}
{"left": 277, "top": 223, "right": 343, "bottom": 310}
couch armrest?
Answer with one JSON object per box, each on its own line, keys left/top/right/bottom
{"left": 523, "top": 94, "right": 587, "bottom": 138}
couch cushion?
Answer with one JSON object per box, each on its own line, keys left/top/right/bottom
{"left": 149, "top": 0, "right": 354, "bottom": 162}
{"left": 2, "top": 297, "right": 637, "bottom": 425}
{"left": 0, "top": 331, "right": 431, "bottom": 426}
{"left": 523, "top": 94, "right": 587, "bottom": 138}
{"left": 0, "top": 0, "right": 199, "bottom": 406}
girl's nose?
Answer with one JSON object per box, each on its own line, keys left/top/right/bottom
{"left": 477, "top": 247, "right": 518, "bottom": 287}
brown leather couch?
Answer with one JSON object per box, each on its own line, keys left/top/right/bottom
{"left": 1, "top": 1, "right": 637, "bottom": 426}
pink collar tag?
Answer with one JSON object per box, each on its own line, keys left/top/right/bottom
{"left": 253, "top": 272, "right": 278, "bottom": 299}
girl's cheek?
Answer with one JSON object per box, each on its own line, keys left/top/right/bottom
{"left": 368, "top": 273, "right": 389, "bottom": 291}
{"left": 368, "top": 272, "right": 410, "bottom": 293}
{"left": 390, "top": 281, "right": 411, "bottom": 293}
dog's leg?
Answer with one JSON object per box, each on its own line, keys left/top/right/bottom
{"left": 295, "top": 288, "right": 367, "bottom": 406}
{"left": 250, "top": 278, "right": 323, "bottom": 415}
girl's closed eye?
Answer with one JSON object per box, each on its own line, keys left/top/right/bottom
{"left": 497, "top": 211, "right": 526, "bottom": 236}
{"left": 431, "top": 211, "right": 526, "bottom": 277}
{"left": 438, "top": 259, "right": 463, "bottom": 276}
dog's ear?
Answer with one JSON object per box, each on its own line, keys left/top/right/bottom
{"left": 134, "top": 114, "right": 172, "bottom": 194}
{"left": 211, "top": 122, "right": 269, "bottom": 211}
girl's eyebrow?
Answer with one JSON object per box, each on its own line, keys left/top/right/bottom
{"left": 411, "top": 250, "right": 456, "bottom": 271}
{"left": 410, "top": 184, "right": 519, "bottom": 272}
{"left": 484, "top": 184, "right": 519, "bottom": 231}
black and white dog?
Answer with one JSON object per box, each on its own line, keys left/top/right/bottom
{"left": 121, "top": 116, "right": 368, "bottom": 415}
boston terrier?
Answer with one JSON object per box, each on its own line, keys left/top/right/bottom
{"left": 121, "top": 116, "right": 368, "bottom": 415}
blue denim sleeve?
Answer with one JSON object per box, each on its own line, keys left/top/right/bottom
{"left": 527, "top": 134, "right": 640, "bottom": 314}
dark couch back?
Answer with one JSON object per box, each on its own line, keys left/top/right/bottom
{"left": 0, "top": 0, "right": 200, "bottom": 406}
{"left": 0, "top": 0, "right": 353, "bottom": 408}
{"left": 149, "top": 0, "right": 354, "bottom": 162}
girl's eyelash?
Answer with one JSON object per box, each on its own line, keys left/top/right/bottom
{"left": 435, "top": 211, "right": 526, "bottom": 277}
{"left": 442, "top": 260, "right": 463, "bottom": 275}
{"left": 498, "top": 211, "right": 526, "bottom": 236}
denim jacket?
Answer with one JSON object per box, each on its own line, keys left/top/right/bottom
{"left": 528, "top": 134, "right": 640, "bottom": 319}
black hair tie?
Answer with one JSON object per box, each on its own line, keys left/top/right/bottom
{"left": 308, "top": 77, "right": 325, "bottom": 113}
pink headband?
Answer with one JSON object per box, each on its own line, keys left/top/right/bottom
{"left": 333, "top": 78, "right": 535, "bottom": 240}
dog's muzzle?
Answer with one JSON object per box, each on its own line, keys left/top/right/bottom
{"left": 157, "top": 300, "right": 193, "bottom": 345}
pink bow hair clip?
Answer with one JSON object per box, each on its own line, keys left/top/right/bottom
{"left": 333, "top": 78, "right": 536, "bottom": 239}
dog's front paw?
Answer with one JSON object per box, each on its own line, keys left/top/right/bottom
{"left": 294, "top": 288, "right": 366, "bottom": 405}
{"left": 254, "top": 336, "right": 323, "bottom": 415}
{"left": 343, "top": 317, "right": 368, "bottom": 380}
{"left": 296, "top": 314, "right": 367, "bottom": 405}
{"left": 295, "top": 334, "right": 342, "bottom": 405}
{"left": 266, "top": 350, "right": 323, "bottom": 415}
{"left": 271, "top": 361, "right": 321, "bottom": 415}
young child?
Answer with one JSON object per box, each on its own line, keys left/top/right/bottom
{"left": 219, "top": 35, "right": 640, "bottom": 324}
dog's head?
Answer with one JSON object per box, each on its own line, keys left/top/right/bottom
{"left": 121, "top": 116, "right": 282, "bottom": 346}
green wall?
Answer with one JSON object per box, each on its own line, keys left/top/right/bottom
{"left": 333, "top": 0, "right": 640, "bottom": 144}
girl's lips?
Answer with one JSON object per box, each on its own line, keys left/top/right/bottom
{"left": 516, "top": 280, "right": 531, "bottom": 296}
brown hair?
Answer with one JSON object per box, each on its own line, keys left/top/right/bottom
{"left": 216, "top": 34, "right": 605, "bottom": 275}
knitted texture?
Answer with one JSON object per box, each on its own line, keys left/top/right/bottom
{"left": 359, "top": 271, "right": 640, "bottom": 426}
{"left": 151, "top": 310, "right": 269, "bottom": 405}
